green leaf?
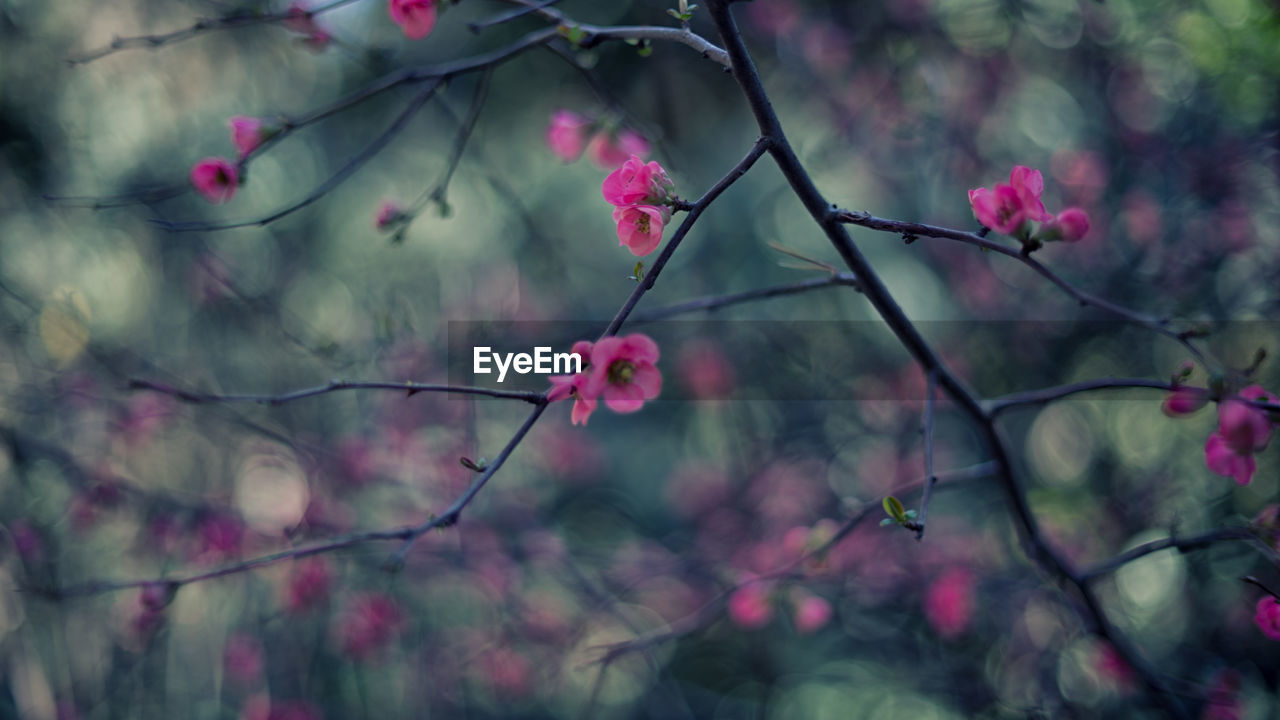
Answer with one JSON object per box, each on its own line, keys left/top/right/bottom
{"left": 880, "top": 518, "right": 893, "bottom": 527}
{"left": 883, "top": 496, "right": 906, "bottom": 523}
{"left": 637, "top": 44, "right": 653, "bottom": 58}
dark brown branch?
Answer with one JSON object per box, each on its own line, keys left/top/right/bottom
{"left": 705, "top": 2, "right": 1188, "bottom": 715}
{"left": 128, "top": 378, "right": 547, "bottom": 405}
{"left": 68, "top": 0, "right": 363, "bottom": 65}
{"left": 833, "top": 209, "right": 1211, "bottom": 368}
{"left": 1080, "top": 528, "right": 1260, "bottom": 582}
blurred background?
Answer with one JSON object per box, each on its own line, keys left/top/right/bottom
{"left": 1, "top": 0, "right": 1279, "bottom": 717}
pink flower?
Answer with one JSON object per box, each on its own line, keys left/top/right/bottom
{"left": 338, "top": 593, "right": 402, "bottom": 659}
{"left": 1201, "top": 670, "right": 1243, "bottom": 720}
{"left": 587, "top": 129, "right": 651, "bottom": 169}
{"left": 1040, "top": 207, "right": 1091, "bottom": 242}
{"left": 612, "top": 204, "right": 668, "bottom": 256}
{"left": 546, "top": 110, "right": 591, "bottom": 162}
{"left": 924, "top": 567, "right": 975, "bottom": 639}
{"left": 224, "top": 634, "right": 264, "bottom": 684}
{"left": 285, "top": 557, "right": 332, "bottom": 613}
{"left": 190, "top": 157, "right": 238, "bottom": 204}
{"left": 792, "top": 592, "right": 833, "bottom": 634}
{"left": 1217, "top": 386, "right": 1273, "bottom": 455}
{"left": 388, "top": 0, "right": 437, "bottom": 40}
{"left": 374, "top": 201, "right": 403, "bottom": 231}
{"left": 581, "top": 333, "right": 662, "bottom": 413}
{"left": 1205, "top": 432, "right": 1257, "bottom": 485}
{"left": 602, "top": 156, "right": 673, "bottom": 208}
{"left": 1008, "top": 165, "right": 1051, "bottom": 222}
{"left": 1162, "top": 388, "right": 1208, "bottom": 417}
{"left": 547, "top": 340, "right": 597, "bottom": 425}
{"left": 1254, "top": 596, "right": 1280, "bottom": 640}
{"left": 728, "top": 582, "right": 774, "bottom": 629}
{"left": 968, "top": 184, "right": 1026, "bottom": 235}
{"left": 1095, "top": 642, "right": 1135, "bottom": 690}
{"left": 284, "top": 3, "right": 331, "bottom": 51}
{"left": 228, "top": 116, "right": 268, "bottom": 159}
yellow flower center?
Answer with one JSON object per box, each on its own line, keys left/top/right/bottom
{"left": 609, "top": 360, "right": 636, "bottom": 384}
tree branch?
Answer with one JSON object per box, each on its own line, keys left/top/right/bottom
{"left": 1079, "top": 528, "right": 1261, "bottom": 582}
{"left": 629, "top": 272, "right": 860, "bottom": 324}
{"left": 128, "top": 378, "right": 548, "bottom": 405}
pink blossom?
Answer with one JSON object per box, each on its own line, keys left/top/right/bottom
{"left": 581, "top": 333, "right": 662, "bottom": 413}
{"left": 1162, "top": 388, "right": 1208, "bottom": 417}
{"left": 728, "top": 582, "right": 774, "bottom": 629}
{"left": 612, "top": 204, "right": 668, "bottom": 256}
{"left": 9, "top": 519, "right": 44, "bottom": 563}
{"left": 924, "top": 567, "right": 975, "bottom": 639}
{"left": 374, "top": 201, "right": 403, "bottom": 231}
{"left": 587, "top": 129, "right": 650, "bottom": 169}
{"left": 1217, "top": 386, "right": 1273, "bottom": 455}
{"left": 601, "top": 155, "right": 673, "bottom": 207}
{"left": 196, "top": 514, "right": 244, "bottom": 561}
{"left": 1040, "top": 207, "right": 1091, "bottom": 242}
{"left": 338, "top": 593, "right": 402, "bottom": 659}
{"left": 1205, "top": 432, "right": 1257, "bottom": 485}
{"left": 285, "top": 557, "right": 332, "bottom": 613}
{"left": 678, "top": 339, "right": 736, "bottom": 399}
{"left": 547, "top": 340, "right": 597, "bottom": 425}
{"left": 792, "top": 592, "right": 833, "bottom": 634}
{"left": 479, "top": 648, "right": 532, "bottom": 697}
{"left": 1008, "top": 165, "right": 1051, "bottom": 222}
{"left": 968, "top": 184, "right": 1026, "bottom": 235}
{"left": 546, "top": 110, "right": 590, "bottom": 162}
{"left": 229, "top": 116, "right": 268, "bottom": 159}
{"left": 1095, "top": 642, "right": 1135, "bottom": 690}
{"left": 190, "top": 157, "right": 239, "bottom": 204}
{"left": 388, "top": 0, "right": 437, "bottom": 40}
{"left": 1254, "top": 596, "right": 1280, "bottom": 640}
{"left": 224, "top": 634, "right": 264, "bottom": 683}
{"left": 285, "top": 3, "right": 331, "bottom": 51}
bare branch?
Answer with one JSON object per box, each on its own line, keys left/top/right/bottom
{"left": 915, "top": 368, "right": 938, "bottom": 540}
{"left": 68, "top": 0, "right": 364, "bottom": 65}
{"left": 629, "top": 272, "right": 860, "bottom": 324}
{"left": 128, "top": 378, "right": 548, "bottom": 405}
{"left": 1079, "top": 528, "right": 1261, "bottom": 582}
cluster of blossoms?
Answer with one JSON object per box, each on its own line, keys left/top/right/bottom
{"left": 727, "top": 581, "right": 834, "bottom": 634}
{"left": 546, "top": 110, "right": 651, "bottom": 169}
{"left": 190, "top": 115, "right": 280, "bottom": 204}
{"left": 1164, "top": 384, "right": 1277, "bottom": 485}
{"left": 601, "top": 156, "right": 677, "bottom": 257}
{"left": 547, "top": 334, "right": 661, "bottom": 425}
{"left": 969, "top": 166, "right": 1089, "bottom": 244}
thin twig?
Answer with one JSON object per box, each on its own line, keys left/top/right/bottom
{"left": 915, "top": 369, "right": 938, "bottom": 540}
{"left": 469, "top": 0, "right": 563, "bottom": 32}
{"left": 833, "top": 209, "right": 1212, "bottom": 369}
{"left": 128, "top": 378, "right": 548, "bottom": 405}
{"left": 1079, "top": 528, "right": 1260, "bottom": 582}
{"left": 629, "top": 273, "right": 860, "bottom": 324}
{"left": 67, "top": 0, "right": 363, "bottom": 65}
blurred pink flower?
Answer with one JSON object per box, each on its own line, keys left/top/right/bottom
{"left": 1206, "top": 386, "right": 1276, "bottom": 485}
{"left": 792, "top": 591, "right": 833, "bottom": 634}
{"left": 1254, "top": 596, "right": 1280, "bottom": 640}
{"left": 587, "top": 129, "right": 650, "bottom": 169}
{"left": 196, "top": 513, "right": 244, "bottom": 562}
{"left": 924, "top": 567, "right": 975, "bottom": 639}
{"left": 728, "top": 582, "right": 774, "bottom": 629}
{"left": 241, "top": 696, "right": 323, "bottom": 720}
{"left": 191, "top": 157, "right": 238, "bottom": 204}
{"left": 612, "top": 204, "right": 668, "bottom": 256}
{"left": 546, "top": 110, "right": 590, "bottom": 162}
{"left": 9, "top": 519, "right": 44, "bottom": 563}
{"left": 374, "top": 201, "right": 403, "bottom": 231}
{"left": 1041, "top": 207, "right": 1090, "bottom": 242}
{"left": 1205, "top": 433, "right": 1257, "bottom": 486}
{"left": 581, "top": 333, "right": 662, "bottom": 413}
{"left": 479, "top": 648, "right": 532, "bottom": 697}
{"left": 1162, "top": 388, "right": 1207, "bottom": 417}
{"left": 229, "top": 116, "right": 268, "bottom": 158}
{"left": 286, "top": 557, "right": 332, "bottom": 613}
{"left": 1095, "top": 642, "right": 1135, "bottom": 690}
{"left": 339, "top": 593, "right": 401, "bottom": 659}
{"left": 224, "top": 633, "right": 264, "bottom": 683}
{"left": 547, "top": 340, "right": 597, "bottom": 425}
{"left": 678, "top": 339, "right": 735, "bottom": 399}
{"left": 602, "top": 156, "right": 673, "bottom": 208}
{"left": 388, "top": 0, "right": 437, "bottom": 40}
{"left": 285, "top": 3, "right": 332, "bottom": 51}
